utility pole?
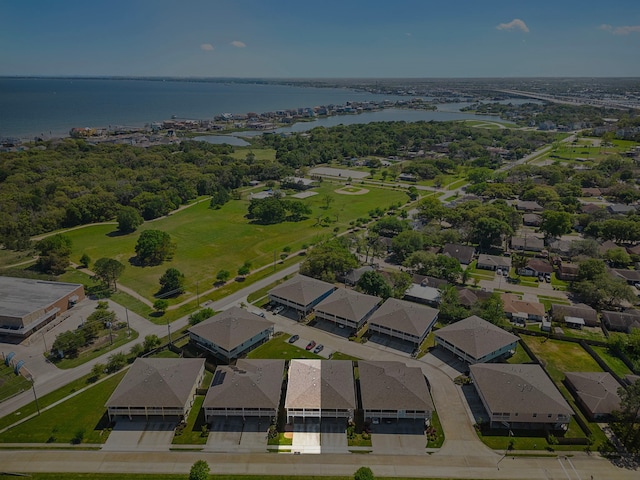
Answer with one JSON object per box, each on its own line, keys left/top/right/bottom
{"left": 31, "top": 379, "right": 40, "bottom": 416}
{"left": 125, "top": 308, "right": 131, "bottom": 338}
{"left": 196, "top": 281, "right": 200, "bottom": 307}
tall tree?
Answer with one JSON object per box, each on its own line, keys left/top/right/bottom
{"left": 158, "top": 267, "right": 185, "bottom": 296}
{"left": 93, "top": 257, "right": 125, "bottom": 291}
{"left": 117, "top": 206, "right": 143, "bottom": 233}
{"left": 613, "top": 381, "right": 640, "bottom": 452}
{"left": 35, "top": 234, "right": 72, "bottom": 274}
{"left": 356, "top": 271, "right": 392, "bottom": 299}
{"left": 540, "top": 210, "right": 573, "bottom": 239}
{"left": 135, "top": 230, "right": 176, "bottom": 266}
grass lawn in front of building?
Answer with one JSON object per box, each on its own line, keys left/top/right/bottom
{"left": 246, "top": 334, "right": 322, "bottom": 360}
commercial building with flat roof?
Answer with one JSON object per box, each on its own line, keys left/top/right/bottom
{"left": 0, "top": 276, "right": 84, "bottom": 339}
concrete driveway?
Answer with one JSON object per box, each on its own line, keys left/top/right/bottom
{"left": 238, "top": 417, "right": 269, "bottom": 452}
{"left": 206, "top": 416, "right": 243, "bottom": 451}
{"left": 291, "top": 418, "right": 321, "bottom": 454}
{"left": 103, "top": 418, "right": 176, "bottom": 451}
{"left": 320, "top": 418, "right": 348, "bottom": 453}
{"left": 370, "top": 419, "right": 426, "bottom": 455}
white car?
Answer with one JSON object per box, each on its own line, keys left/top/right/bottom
{"left": 496, "top": 269, "right": 503, "bottom": 276}
{"left": 272, "top": 305, "right": 284, "bottom": 315}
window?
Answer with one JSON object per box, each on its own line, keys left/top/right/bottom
{"left": 532, "top": 413, "right": 537, "bottom": 418}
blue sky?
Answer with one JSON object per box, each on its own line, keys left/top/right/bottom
{"left": 1, "top": 0, "right": 639, "bottom": 78}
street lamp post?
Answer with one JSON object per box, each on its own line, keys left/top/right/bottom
{"left": 41, "top": 331, "right": 48, "bottom": 354}
{"left": 31, "top": 379, "right": 40, "bottom": 416}
{"left": 125, "top": 308, "right": 131, "bottom": 338}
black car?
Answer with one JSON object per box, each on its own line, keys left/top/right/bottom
{"left": 288, "top": 334, "right": 299, "bottom": 344}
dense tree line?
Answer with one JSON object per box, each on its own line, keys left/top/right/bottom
{"left": 0, "top": 138, "right": 291, "bottom": 247}
{"left": 259, "top": 121, "right": 553, "bottom": 169}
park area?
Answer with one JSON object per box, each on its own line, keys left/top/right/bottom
{"left": 58, "top": 182, "right": 408, "bottom": 303}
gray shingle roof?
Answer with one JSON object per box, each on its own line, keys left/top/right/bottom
{"left": 442, "top": 244, "right": 475, "bottom": 264}
{"left": 564, "top": 371, "right": 621, "bottom": 417}
{"left": 203, "top": 359, "right": 285, "bottom": 410}
{"left": 106, "top": 358, "right": 204, "bottom": 409}
{"left": 435, "top": 315, "right": 519, "bottom": 360}
{"left": 314, "top": 288, "right": 380, "bottom": 322}
{"left": 368, "top": 298, "right": 439, "bottom": 337}
{"left": 285, "top": 360, "right": 356, "bottom": 410}
{"left": 359, "top": 361, "right": 433, "bottom": 412}
{"left": 269, "top": 274, "right": 335, "bottom": 306}
{"left": 551, "top": 304, "right": 598, "bottom": 326}
{"left": 188, "top": 306, "right": 274, "bottom": 351}
{"left": 477, "top": 254, "right": 511, "bottom": 269}
{"left": 470, "top": 363, "right": 573, "bottom": 417}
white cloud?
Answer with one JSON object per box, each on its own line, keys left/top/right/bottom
{"left": 616, "top": 25, "right": 640, "bottom": 35}
{"left": 496, "top": 19, "right": 529, "bottom": 33}
{"left": 200, "top": 43, "right": 214, "bottom": 51}
{"left": 598, "top": 24, "right": 613, "bottom": 32}
{"left": 230, "top": 40, "right": 246, "bottom": 48}
{"left": 405, "top": 32, "right": 412, "bottom": 37}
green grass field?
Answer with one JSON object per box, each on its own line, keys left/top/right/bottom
{"left": 0, "top": 364, "right": 32, "bottom": 402}
{"left": 0, "top": 475, "right": 478, "bottom": 480}
{"left": 0, "top": 371, "right": 125, "bottom": 444}
{"left": 61, "top": 183, "right": 406, "bottom": 302}
{"left": 247, "top": 334, "right": 322, "bottom": 360}
{"left": 591, "top": 345, "right": 633, "bottom": 377}
{"left": 521, "top": 337, "right": 602, "bottom": 382}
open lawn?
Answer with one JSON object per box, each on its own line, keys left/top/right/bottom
{"left": 172, "top": 395, "right": 207, "bottom": 445}
{"left": 506, "top": 344, "right": 533, "bottom": 364}
{"left": 59, "top": 184, "right": 406, "bottom": 303}
{"left": 0, "top": 371, "right": 125, "bottom": 444}
{"left": 0, "top": 475, "right": 479, "bottom": 480}
{"left": 521, "top": 337, "right": 602, "bottom": 383}
{"left": 0, "top": 364, "right": 32, "bottom": 402}
{"left": 247, "top": 334, "right": 322, "bottom": 360}
{"left": 228, "top": 147, "right": 277, "bottom": 162}
{"left": 591, "top": 345, "right": 634, "bottom": 377}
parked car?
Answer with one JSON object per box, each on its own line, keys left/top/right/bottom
{"left": 538, "top": 274, "right": 545, "bottom": 282}
{"left": 306, "top": 340, "right": 316, "bottom": 350}
{"left": 288, "top": 334, "right": 299, "bottom": 344}
{"left": 313, "top": 344, "right": 324, "bottom": 354}
{"left": 544, "top": 273, "right": 551, "bottom": 283}
{"left": 273, "top": 305, "right": 284, "bottom": 315}
{"left": 496, "top": 268, "right": 503, "bottom": 277}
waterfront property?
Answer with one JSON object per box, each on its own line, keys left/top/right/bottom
{"left": 434, "top": 315, "right": 519, "bottom": 364}
{"left": 358, "top": 360, "right": 433, "bottom": 424}
{"left": 106, "top": 358, "right": 205, "bottom": 421}
{"left": 268, "top": 274, "right": 336, "bottom": 318}
{"left": 0, "top": 276, "right": 84, "bottom": 340}
{"left": 188, "top": 306, "right": 274, "bottom": 362}
{"left": 284, "top": 359, "right": 356, "bottom": 424}
{"left": 470, "top": 363, "right": 573, "bottom": 430}
{"left": 203, "top": 359, "right": 285, "bottom": 423}
{"left": 313, "top": 288, "right": 381, "bottom": 331}
{"left": 367, "top": 298, "right": 439, "bottom": 348}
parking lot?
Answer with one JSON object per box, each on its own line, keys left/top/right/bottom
{"left": 287, "top": 335, "right": 333, "bottom": 358}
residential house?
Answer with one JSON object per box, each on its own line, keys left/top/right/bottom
{"left": 557, "top": 262, "right": 579, "bottom": 281}
{"left": 268, "top": 274, "right": 336, "bottom": 317}
{"left": 501, "top": 293, "right": 545, "bottom": 323}
{"left": 202, "top": 359, "right": 285, "bottom": 423}
{"left": 602, "top": 309, "right": 640, "bottom": 333}
{"left": 607, "top": 204, "right": 636, "bottom": 215}
{"left": 188, "top": 306, "right": 274, "bottom": 362}
{"left": 434, "top": 315, "right": 519, "bottom": 364}
{"left": 518, "top": 258, "right": 553, "bottom": 277}
{"left": 456, "top": 288, "right": 492, "bottom": 308}
{"left": 564, "top": 372, "right": 622, "bottom": 421}
{"left": 515, "top": 200, "right": 544, "bottom": 213}
{"left": 580, "top": 203, "right": 604, "bottom": 215}
{"left": 599, "top": 240, "right": 620, "bottom": 256}
{"left": 547, "top": 239, "right": 573, "bottom": 259}
{"left": 470, "top": 363, "right": 573, "bottom": 430}
{"left": 341, "top": 266, "right": 375, "bottom": 286}
{"left": 106, "top": 358, "right": 205, "bottom": 421}
{"left": 581, "top": 188, "right": 602, "bottom": 197}
{"left": 523, "top": 213, "right": 543, "bottom": 227}
{"left": 476, "top": 254, "right": 511, "bottom": 272}
{"left": 443, "top": 243, "right": 475, "bottom": 265}
{"left": 551, "top": 304, "right": 599, "bottom": 327}
{"left": 358, "top": 361, "right": 434, "bottom": 423}
{"left": 611, "top": 268, "right": 640, "bottom": 286}
{"left": 313, "top": 288, "right": 381, "bottom": 331}
{"left": 626, "top": 245, "right": 640, "bottom": 257}
{"left": 367, "top": 298, "right": 439, "bottom": 348}
{"left": 284, "top": 360, "right": 356, "bottom": 424}
{"left": 510, "top": 236, "right": 545, "bottom": 252}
